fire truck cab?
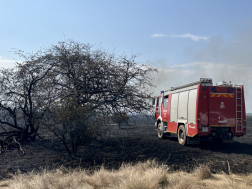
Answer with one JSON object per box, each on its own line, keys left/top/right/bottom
{"left": 154, "top": 78, "right": 246, "bottom": 145}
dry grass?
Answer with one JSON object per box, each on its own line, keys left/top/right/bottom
{"left": 1, "top": 160, "right": 252, "bottom": 189}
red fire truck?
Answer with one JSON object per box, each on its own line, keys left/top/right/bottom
{"left": 154, "top": 78, "right": 246, "bottom": 145}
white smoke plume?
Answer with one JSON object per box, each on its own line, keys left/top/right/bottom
{"left": 150, "top": 26, "right": 252, "bottom": 113}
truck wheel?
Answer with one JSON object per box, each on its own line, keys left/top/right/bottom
{"left": 178, "top": 125, "right": 187, "bottom": 145}
{"left": 157, "top": 123, "right": 165, "bottom": 139}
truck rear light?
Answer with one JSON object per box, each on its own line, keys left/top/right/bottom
{"left": 197, "top": 115, "right": 200, "bottom": 123}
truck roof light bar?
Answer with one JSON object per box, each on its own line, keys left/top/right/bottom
{"left": 165, "top": 78, "right": 213, "bottom": 92}
{"left": 200, "top": 78, "right": 212, "bottom": 83}
{"left": 216, "top": 81, "right": 233, "bottom": 87}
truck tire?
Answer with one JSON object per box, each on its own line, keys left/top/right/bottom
{"left": 157, "top": 123, "right": 165, "bottom": 139}
{"left": 178, "top": 125, "right": 187, "bottom": 145}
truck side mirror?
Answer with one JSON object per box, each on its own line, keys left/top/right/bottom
{"left": 152, "top": 98, "right": 156, "bottom": 106}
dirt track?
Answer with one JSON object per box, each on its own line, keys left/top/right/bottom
{"left": 0, "top": 118, "right": 252, "bottom": 179}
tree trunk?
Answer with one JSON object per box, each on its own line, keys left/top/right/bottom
{"left": 21, "top": 128, "right": 29, "bottom": 142}
{"left": 30, "top": 124, "right": 37, "bottom": 142}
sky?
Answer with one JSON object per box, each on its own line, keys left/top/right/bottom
{"left": 0, "top": 0, "right": 252, "bottom": 112}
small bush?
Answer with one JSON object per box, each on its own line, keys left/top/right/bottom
{"left": 194, "top": 165, "right": 213, "bottom": 180}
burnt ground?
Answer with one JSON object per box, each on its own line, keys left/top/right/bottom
{"left": 0, "top": 118, "right": 252, "bottom": 180}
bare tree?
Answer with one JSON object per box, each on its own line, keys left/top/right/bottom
{"left": 43, "top": 41, "right": 157, "bottom": 156}
{"left": 0, "top": 52, "right": 57, "bottom": 145}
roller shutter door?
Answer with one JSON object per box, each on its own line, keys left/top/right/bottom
{"left": 178, "top": 91, "right": 189, "bottom": 119}
{"left": 188, "top": 89, "right": 197, "bottom": 124}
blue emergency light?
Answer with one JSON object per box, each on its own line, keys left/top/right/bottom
{"left": 161, "top": 91, "right": 164, "bottom": 94}
{"left": 211, "top": 87, "right": 215, "bottom": 91}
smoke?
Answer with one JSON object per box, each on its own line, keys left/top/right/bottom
{"left": 0, "top": 56, "right": 17, "bottom": 68}
{"left": 149, "top": 24, "right": 252, "bottom": 113}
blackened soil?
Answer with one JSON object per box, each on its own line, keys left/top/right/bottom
{"left": 1, "top": 119, "right": 252, "bottom": 180}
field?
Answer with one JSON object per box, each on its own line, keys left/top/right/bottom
{"left": 0, "top": 117, "right": 252, "bottom": 188}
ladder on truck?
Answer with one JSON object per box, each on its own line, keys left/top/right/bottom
{"left": 235, "top": 85, "right": 243, "bottom": 132}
